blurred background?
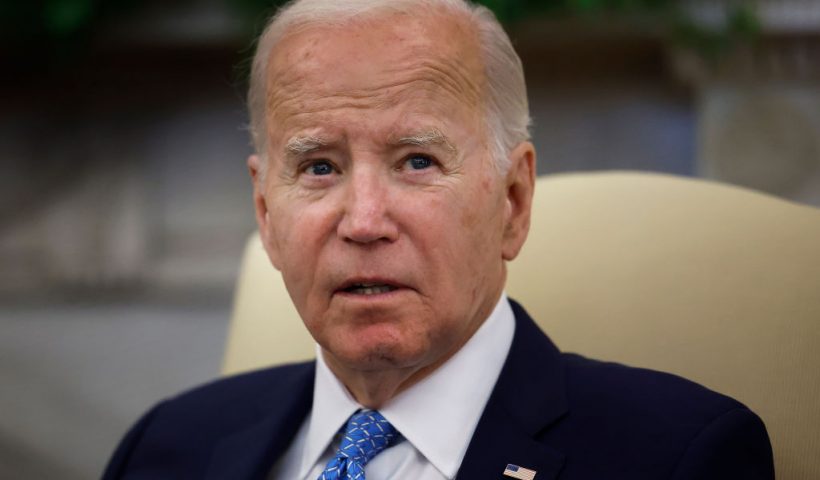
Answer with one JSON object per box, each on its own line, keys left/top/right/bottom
{"left": 1, "top": 0, "right": 818, "bottom": 477}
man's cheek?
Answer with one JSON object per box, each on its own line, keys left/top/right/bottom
{"left": 258, "top": 221, "right": 283, "bottom": 271}
{"left": 265, "top": 206, "right": 302, "bottom": 271}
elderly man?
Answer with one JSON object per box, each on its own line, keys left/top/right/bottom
{"left": 104, "top": 0, "right": 774, "bottom": 479}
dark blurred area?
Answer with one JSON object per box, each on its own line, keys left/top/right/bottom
{"left": 1, "top": 1, "right": 818, "bottom": 478}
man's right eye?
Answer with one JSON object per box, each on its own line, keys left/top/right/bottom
{"left": 305, "top": 161, "right": 334, "bottom": 176}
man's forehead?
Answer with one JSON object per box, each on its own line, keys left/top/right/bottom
{"left": 271, "top": 8, "right": 478, "bottom": 64}
{"left": 264, "top": 10, "right": 485, "bottom": 123}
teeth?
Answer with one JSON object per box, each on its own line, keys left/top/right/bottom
{"left": 349, "top": 284, "right": 396, "bottom": 295}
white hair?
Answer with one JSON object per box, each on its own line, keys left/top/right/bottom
{"left": 247, "top": 0, "right": 531, "bottom": 174}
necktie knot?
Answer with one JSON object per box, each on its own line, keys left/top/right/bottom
{"left": 318, "top": 410, "right": 398, "bottom": 480}
{"left": 338, "top": 410, "right": 397, "bottom": 464}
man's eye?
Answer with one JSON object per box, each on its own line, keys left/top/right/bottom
{"left": 305, "top": 161, "right": 334, "bottom": 176}
{"left": 406, "top": 154, "right": 434, "bottom": 170}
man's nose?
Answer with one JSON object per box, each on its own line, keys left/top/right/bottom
{"left": 337, "top": 168, "right": 399, "bottom": 244}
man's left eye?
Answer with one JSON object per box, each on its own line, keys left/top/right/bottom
{"left": 405, "top": 154, "right": 433, "bottom": 170}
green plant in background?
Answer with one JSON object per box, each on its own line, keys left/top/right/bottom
{"left": 1, "top": 0, "right": 140, "bottom": 66}
{"left": 670, "top": 4, "right": 760, "bottom": 62}
{"left": 485, "top": 0, "right": 760, "bottom": 62}
{"left": 234, "top": 0, "right": 762, "bottom": 63}
{"left": 1, "top": 0, "right": 760, "bottom": 64}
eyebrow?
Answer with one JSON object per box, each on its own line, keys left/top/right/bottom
{"left": 284, "top": 135, "right": 330, "bottom": 156}
{"left": 392, "top": 129, "right": 457, "bottom": 154}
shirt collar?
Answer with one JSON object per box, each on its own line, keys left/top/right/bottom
{"left": 299, "top": 293, "right": 516, "bottom": 479}
{"left": 299, "top": 347, "right": 360, "bottom": 478}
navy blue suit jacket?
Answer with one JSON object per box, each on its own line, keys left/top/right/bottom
{"left": 103, "top": 301, "right": 774, "bottom": 479}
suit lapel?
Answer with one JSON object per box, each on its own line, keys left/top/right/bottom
{"left": 206, "top": 363, "right": 315, "bottom": 480}
{"left": 458, "top": 300, "right": 569, "bottom": 480}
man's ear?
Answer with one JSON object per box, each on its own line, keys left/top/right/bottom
{"left": 247, "top": 154, "right": 281, "bottom": 270}
{"left": 501, "top": 142, "right": 536, "bottom": 261}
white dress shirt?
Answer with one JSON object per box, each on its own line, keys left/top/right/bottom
{"left": 268, "top": 294, "right": 516, "bottom": 480}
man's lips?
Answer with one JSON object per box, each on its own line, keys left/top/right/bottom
{"left": 334, "top": 278, "right": 409, "bottom": 296}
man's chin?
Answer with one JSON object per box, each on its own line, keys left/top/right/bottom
{"left": 320, "top": 339, "right": 427, "bottom": 373}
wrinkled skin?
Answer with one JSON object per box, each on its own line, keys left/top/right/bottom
{"left": 249, "top": 10, "right": 535, "bottom": 407}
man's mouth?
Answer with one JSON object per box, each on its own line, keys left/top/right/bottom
{"left": 343, "top": 283, "right": 398, "bottom": 295}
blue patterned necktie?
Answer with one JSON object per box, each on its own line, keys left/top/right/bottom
{"left": 318, "top": 410, "right": 398, "bottom": 480}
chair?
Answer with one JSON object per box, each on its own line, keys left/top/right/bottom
{"left": 222, "top": 171, "right": 820, "bottom": 480}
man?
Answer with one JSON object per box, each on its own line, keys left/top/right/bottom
{"left": 104, "top": 0, "right": 774, "bottom": 478}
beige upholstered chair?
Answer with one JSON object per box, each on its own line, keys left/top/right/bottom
{"left": 222, "top": 171, "right": 820, "bottom": 480}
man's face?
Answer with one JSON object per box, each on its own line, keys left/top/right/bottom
{"left": 251, "top": 12, "right": 533, "bottom": 378}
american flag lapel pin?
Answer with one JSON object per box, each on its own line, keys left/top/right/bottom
{"left": 503, "top": 463, "right": 537, "bottom": 480}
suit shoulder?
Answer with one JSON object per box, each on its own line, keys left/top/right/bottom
{"left": 143, "top": 360, "right": 313, "bottom": 429}
{"left": 539, "top": 353, "right": 772, "bottom": 478}
{"left": 173, "top": 361, "right": 313, "bottom": 403}
{"left": 102, "top": 361, "right": 315, "bottom": 478}
{"left": 129, "top": 360, "right": 315, "bottom": 443}
{"left": 560, "top": 352, "right": 746, "bottom": 421}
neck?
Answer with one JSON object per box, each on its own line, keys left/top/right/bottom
{"left": 322, "top": 360, "right": 419, "bottom": 409}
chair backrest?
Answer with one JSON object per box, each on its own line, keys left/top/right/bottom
{"left": 222, "top": 171, "right": 820, "bottom": 480}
